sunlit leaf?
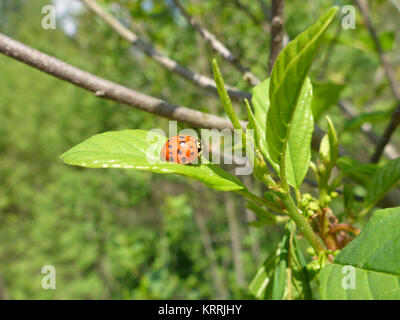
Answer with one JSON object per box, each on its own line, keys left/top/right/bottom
{"left": 61, "top": 130, "right": 246, "bottom": 191}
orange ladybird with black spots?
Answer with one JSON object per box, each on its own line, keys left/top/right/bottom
{"left": 160, "top": 135, "right": 202, "bottom": 164}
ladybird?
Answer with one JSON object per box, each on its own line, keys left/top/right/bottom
{"left": 160, "top": 135, "right": 202, "bottom": 164}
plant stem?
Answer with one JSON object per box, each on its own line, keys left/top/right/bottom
{"left": 279, "top": 192, "right": 325, "bottom": 254}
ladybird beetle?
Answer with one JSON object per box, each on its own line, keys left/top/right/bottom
{"left": 160, "top": 135, "right": 202, "bottom": 164}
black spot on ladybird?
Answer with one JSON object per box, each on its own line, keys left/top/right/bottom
{"left": 181, "top": 157, "right": 186, "bottom": 163}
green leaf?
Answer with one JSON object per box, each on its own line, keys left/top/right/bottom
{"left": 252, "top": 78, "right": 314, "bottom": 188}
{"left": 312, "top": 81, "right": 345, "bottom": 122}
{"left": 343, "top": 184, "right": 354, "bottom": 214}
{"left": 249, "top": 244, "right": 280, "bottom": 299}
{"left": 249, "top": 232, "right": 289, "bottom": 300}
{"left": 267, "top": 7, "right": 338, "bottom": 188}
{"left": 359, "top": 31, "right": 395, "bottom": 52}
{"left": 337, "top": 157, "right": 378, "bottom": 187}
{"left": 212, "top": 59, "right": 242, "bottom": 131}
{"left": 61, "top": 130, "right": 246, "bottom": 192}
{"left": 285, "top": 78, "right": 314, "bottom": 188}
{"left": 250, "top": 78, "right": 279, "bottom": 173}
{"left": 319, "top": 116, "right": 338, "bottom": 175}
{"left": 343, "top": 111, "right": 388, "bottom": 131}
{"left": 319, "top": 206, "right": 400, "bottom": 299}
{"left": 291, "top": 231, "right": 313, "bottom": 299}
{"left": 246, "top": 201, "right": 280, "bottom": 226}
{"left": 272, "top": 234, "right": 289, "bottom": 300}
{"left": 365, "top": 158, "right": 400, "bottom": 208}
{"left": 249, "top": 223, "right": 311, "bottom": 299}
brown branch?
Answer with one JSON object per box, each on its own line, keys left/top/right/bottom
{"left": 171, "top": 0, "right": 261, "bottom": 86}
{"left": 80, "top": 0, "right": 250, "bottom": 102}
{"left": 0, "top": 33, "right": 242, "bottom": 131}
{"left": 268, "top": 0, "right": 285, "bottom": 73}
{"left": 355, "top": 0, "right": 400, "bottom": 162}
{"left": 330, "top": 223, "right": 360, "bottom": 236}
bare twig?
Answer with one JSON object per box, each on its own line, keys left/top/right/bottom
{"left": 80, "top": 0, "right": 250, "bottom": 102}
{"left": 355, "top": 0, "right": 400, "bottom": 162}
{"left": 171, "top": 0, "right": 261, "bottom": 86}
{"left": 268, "top": 0, "right": 285, "bottom": 73}
{"left": 0, "top": 33, "right": 242, "bottom": 131}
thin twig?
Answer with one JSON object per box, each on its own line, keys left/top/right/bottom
{"left": 80, "top": 0, "right": 250, "bottom": 102}
{"left": 0, "top": 33, "right": 242, "bottom": 131}
{"left": 355, "top": 0, "right": 400, "bottom": 162}
{"left": 171, "top": 0, "right": 260, "bottom": 86}
{"left": 268, "top": 0, "right": 285, "bottom": 73}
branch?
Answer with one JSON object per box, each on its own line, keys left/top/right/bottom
{"left": 171, "top": 0, "right": 261, "bottom": 86}
{"left": 268, "top": 0, "right": 285, "bottom": 73}
{"left": 80, "top": 0, "right": 250, "bottom": 102}
{"left": 355, "top": 0, "right": 400, "bottom": 162}
{"left": 0, "top": 33, "right": 241, "bottom": 131}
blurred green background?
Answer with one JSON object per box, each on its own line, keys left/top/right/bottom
{"left": 0, "top": 0, "right": 399, "bottom": 299}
